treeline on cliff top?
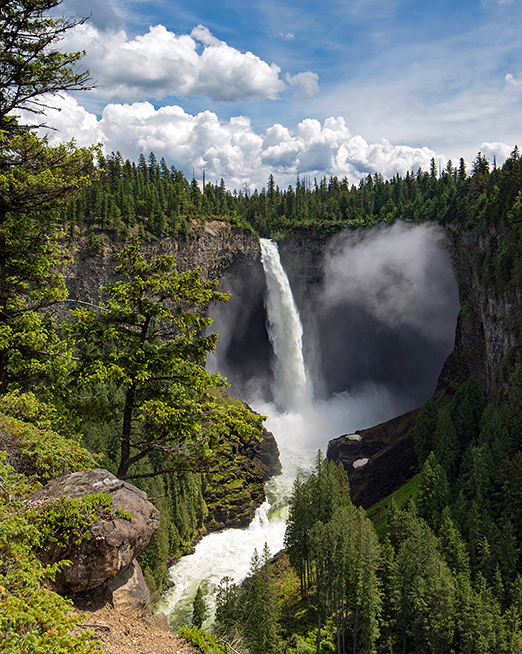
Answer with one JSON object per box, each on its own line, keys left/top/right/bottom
{"left": 64, "top": 146, "right": 522, "bottom": 292}
{"left": 63, "top": 148, "right": 517, "bottom": 234}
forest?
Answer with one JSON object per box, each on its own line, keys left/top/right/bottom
{"left": 64, "top": 145, "right": 522, "bottom": 294}
{"left": 3, "top": 1, "right": 522, "bottom": 652}
{"left": 5, "top": 141, "right": 522, "bottom": 653}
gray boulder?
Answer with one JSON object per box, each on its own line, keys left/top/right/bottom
{"left": 105, "top": 559, "right": 151, "bottom": 614}
{"left": 26, "top": 468, "right": 160, "bottom": 594}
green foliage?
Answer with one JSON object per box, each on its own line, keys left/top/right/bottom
{"left": 215, "top": 576, "right": 244, "bottom": 634}
{"left": 0, "top": 454, "right": 101, "bottom": 654}
{"left": 0, "top": 389, "right": 78, "bottom": 437}
{"left": 192, "top": 583, "right": 207, "bottom": 628}
{"left": 0, "top": 0, "right": 92, "bottom": 135}
{"left": 0, "top": 131, "right": 98, "bottom": 394}
{"left": 413, "top": 398, "right": 438, "bottom": 465}
{"left": 416, "top": 452, "right": 449, "bottom": 532}
{"left": 69, "top": 239, "right": 262, "bottom": 480}
{"left": 215, "top": 545, "right": 281, "bottom": 654}
{"left": 30, "top": 492, "right": 131, "bottom": 551}
{"left": 178, "top": 625, "right": 224, "bottom": 654}
{"left": 285, "top": 454, "right": 381, "bottom": 654}
{"left": 0, "top": 412, "right": 98, "bottom": 482}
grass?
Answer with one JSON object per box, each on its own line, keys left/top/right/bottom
{"left": 365, "top": 473, "right": 420, "bottom": 539}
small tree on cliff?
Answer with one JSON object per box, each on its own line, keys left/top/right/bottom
{"left": 70, "top": 240, "right": 261, "bottom": 480}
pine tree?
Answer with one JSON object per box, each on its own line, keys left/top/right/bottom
{"left": 69, "top": 240, "right": 261, "bottom": 480}
{"left": 192, "top": 584, "right": 207, "bottom": 628}
{"left": 0, "top": 0, "right": 92, "bottom": 135}
{"left": 243, "top": 544, "right": 281, "bottom": 654}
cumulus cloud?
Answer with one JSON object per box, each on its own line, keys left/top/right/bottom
{"left": 480, "top": 141, "right": 515, "bottom": 163}
{"left": 279, "top": 32, "right": 295, "bottom": 40}
{"left": 18, "top": 94, "right": 106, "bottom": 148}
{"left": 35, "top": 95, "right": 464, "bottom": 190}
{"left": 505, "top": 72, "right": 522, "bottom": 88}
{"left": 286, "top": 72, "right": 320, "bottom": 99}
{"left": 62, "top": 23, "right": 293, "bottom": 102}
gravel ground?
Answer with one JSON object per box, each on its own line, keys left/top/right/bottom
{"left": 72, "top": 590, "right": 198, "bottom": 654}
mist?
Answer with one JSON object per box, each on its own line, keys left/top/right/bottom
{"left": 208, "top": 223, "right": 460, "bottom": 449}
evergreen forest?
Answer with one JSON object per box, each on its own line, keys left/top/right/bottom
{"left": 4, "top": 1, "right": 522, "bottom": 652}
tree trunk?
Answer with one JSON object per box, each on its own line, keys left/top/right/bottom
{"left": 117, "top": 383, "right": 136, "bottom": 478}
{"left": 0, "top": 205, "right": 8, "bottom": 393}
{"left": 316, "top": 614, "right": 322, "bottom": 654}
{"left": 353, "top": 605, "right": 359, "bottom": 654}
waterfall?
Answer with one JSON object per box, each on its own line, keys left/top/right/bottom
{"left": 157, "top": 239, "right": 318, "bottom": 628}
{"left": 259, "top": 238, "right": 312, "bottom": 412}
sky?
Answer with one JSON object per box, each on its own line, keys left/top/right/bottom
{"left": 32, "top": 0, "right": 522, "bottom": 190}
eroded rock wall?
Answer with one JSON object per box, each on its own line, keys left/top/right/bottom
{"left": 445, "top": 226, "right": 522, "bottom": 401}
{"left": 65, "top": 222, "right": 260, "bottom": 307}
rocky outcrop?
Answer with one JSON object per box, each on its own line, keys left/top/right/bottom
{"left": 329, "top": 408, "right": 421, "bottom": 509}
{"left": 327, "top": 433, "right": 383, "bottom": 475}
{"left": 203, "top": 425, "right": 282, "bottom": 532}
{"left": 26, "top": 468, "right": 160, "bottom": 594}
{"left": 247, "top": 426, "right": 282, "bottom": 481}
{"left": 105, "top": 560, "right": 151, "bottom": 614}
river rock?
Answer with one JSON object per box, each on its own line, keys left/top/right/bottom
{"left": 26, "top": 468, "right": 160, "bottom": 594}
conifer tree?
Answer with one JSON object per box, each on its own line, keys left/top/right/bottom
{"left": 0, "top": 0, "right": 92, "bottom": 135}
{"left": 192, "top": 583, "right": 207, "bottom": 628}
{"left": 69, "top": 240, "right": 261, "bottom": 480}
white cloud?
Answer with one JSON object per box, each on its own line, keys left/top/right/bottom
{"left": 279, "top": 32, "right": 295, "bottom": 40}
{"left": 62, "top": 23, "right": 292, "bottom": 102}
{"left": 286, "top": 72, "right": 320, "bottom": 99}
{"left": 505, "top": 72, "right": 522, "bottom": 87}
{"left": 479, "top": 142, "right": 515, "bottom": 163}
{"left": 18, "top": 94, "right": 106, "bottom": 148}
{"left": 34, "top": 95, "right": 461, "bottom": 191}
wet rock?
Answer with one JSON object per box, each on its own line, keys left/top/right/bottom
{"left": 327, "top": 433, "right": 383, "bottom": 475}
{"left": 247, "top": 426, "right": 282, "bottom": 480}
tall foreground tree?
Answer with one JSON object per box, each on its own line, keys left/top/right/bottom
{"left": 0, "top": 134, "right": 97, "bottom": 393}
{"left": 0, "top": 0, "right": 91, "bottom": 135}
{"left": 70, "top": 240, "right": 261, "bottom": 480}
{"left": 0, "top": 0, "right": 97, "bottom": 393}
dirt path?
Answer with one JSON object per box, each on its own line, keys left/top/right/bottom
{"left": 72, "top": 591, "right": 198, "bottom": 654}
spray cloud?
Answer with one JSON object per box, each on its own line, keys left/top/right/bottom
{"left": 323, "top": 222, "right": 459, "bottom": 351}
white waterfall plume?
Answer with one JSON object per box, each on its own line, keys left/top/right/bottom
{"left": 259, "top": 238, "right": 312, "bottom": 412}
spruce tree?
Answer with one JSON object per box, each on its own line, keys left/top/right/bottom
{"left": 192, "top": 584, "right": 207, "bottom": 628}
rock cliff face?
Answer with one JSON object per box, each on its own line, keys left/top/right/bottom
{"left": 65, "top": 221, "right": 260, "bottom": 307}
{"left": 445, "top": 226, "right": 522, "bottom": 402}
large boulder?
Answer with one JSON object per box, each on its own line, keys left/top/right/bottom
{"left": 104, "top": 560, "right": 151, "bottom": 614}
{"left": 25, "top": 468, "right": 160, "bottom": 594}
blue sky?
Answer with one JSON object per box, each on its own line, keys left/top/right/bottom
{"left": 38, "top": 0, "right": 521, "bottom": 189}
